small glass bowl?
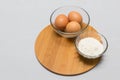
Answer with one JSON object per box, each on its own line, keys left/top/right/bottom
{"left": 75, "top": 31, "right": 108, "bottom": 59}
{"left": 50, "top": 6, "right": 90, "bottom": 38}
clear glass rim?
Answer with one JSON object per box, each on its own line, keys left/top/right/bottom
{"left": 50, "top": 6, "right": 90, "bottom": 35}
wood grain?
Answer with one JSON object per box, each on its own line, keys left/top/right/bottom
{"left": 34, "top": 25, "right": 101, "bottom": 75}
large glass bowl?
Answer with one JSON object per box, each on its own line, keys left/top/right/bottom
{"left": 50, "top": 6, "right": 90, "bottom": 38}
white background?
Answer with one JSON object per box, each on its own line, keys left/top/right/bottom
{"left": 0, "top": 0, "right": 120, "bottom": 80}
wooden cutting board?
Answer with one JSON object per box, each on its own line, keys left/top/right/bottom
{"left": 34, "top": 25, "right": 101, "bottom": 76}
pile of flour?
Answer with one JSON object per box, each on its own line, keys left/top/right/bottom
{"left": 78, "top": 37, "right": 104, "bottom": 58}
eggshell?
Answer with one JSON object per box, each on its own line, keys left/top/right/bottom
{"left": 55, "top": 14, "right": 69, "bottom": 30}
{"left": 68, "top": 11, "right": 82, "bottom": 23}
{"left": 65, "top": 21, "right": 81, "bottom": 33}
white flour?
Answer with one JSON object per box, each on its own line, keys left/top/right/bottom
{"left": 78, "top": 37, "right": 104, "bottom": 58}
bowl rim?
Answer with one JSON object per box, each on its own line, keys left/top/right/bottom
{"left": 74, "top": 32, "right": 108, "bottom": 59}
{"left": 50, "top": 6, "right": 90, "bottom": 35}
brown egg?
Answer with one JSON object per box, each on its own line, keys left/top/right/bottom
{"left": 55, "top": 14, "right": 69, "bottom": 30}
{"left": 68, "top": 11, "right": 82, "bottom": 23}
{"left": 65, "top": 21, "right": 81, "bottom": 33}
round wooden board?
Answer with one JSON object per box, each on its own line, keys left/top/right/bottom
{"left": 35, "top": 25, "right": 101, "bottom": 76}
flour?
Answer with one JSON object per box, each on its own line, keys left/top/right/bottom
{"left": 78, "top": 37, "right": 104, "bottom": 58}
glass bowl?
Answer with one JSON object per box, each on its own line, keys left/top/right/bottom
{"left": 75, "top": 31, "right": 108, "bottom": 59}
{"left": 50, "top": 6, "right": 90, "bottom": 38}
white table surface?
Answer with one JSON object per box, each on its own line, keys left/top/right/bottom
{"left": 0, "top": 0, "right": 120, "bottom": 80}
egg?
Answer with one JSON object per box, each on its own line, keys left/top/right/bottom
{"left": 68, "top": 11, "right": 82, "bottom": 23}
{"left": 55, "top": 14, "right": 69, "bottom": 30}
{"left": 65, "top": 21, "right": 81, "bottom": 33}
